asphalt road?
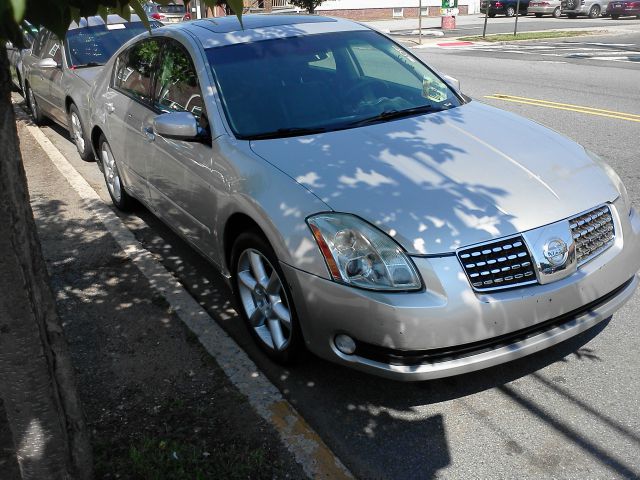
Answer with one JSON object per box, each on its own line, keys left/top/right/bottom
{"left": 22, "top": 30, "right": 640, "bottom": 480}
{"left": 381, "top": 14, "right": 640, "bottom": 37}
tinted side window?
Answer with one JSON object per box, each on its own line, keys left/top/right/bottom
{"left": 153, "top": 40, "right": 203, "bottom": 119}
{"left": 114, "top": 39, "right": 162, "bottom": 105}
{"left": 31, "top": 30, "right": 50, "bottom": 58}
{"left": 43, "top": 34, "right": 62, "bottom": 64}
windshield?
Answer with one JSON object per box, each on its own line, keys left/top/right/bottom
{"left": 65, "top": 21, "right": 160, "bottom": 67}
{"left": 206, "top": 31, "right": 462, "bottom": 140}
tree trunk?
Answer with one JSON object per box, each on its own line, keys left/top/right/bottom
{"left": 0, "top": 48, "right": 92, "bottom": 479}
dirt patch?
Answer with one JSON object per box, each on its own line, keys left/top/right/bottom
{"left": 18, "top": 117, "right": 306, "bottom": 480}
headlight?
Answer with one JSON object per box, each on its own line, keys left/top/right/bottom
{"left": 307, "top": 213, "right": 422, "bottom": 291}
{"left": 585, "top": 149, "right": 631, "bottom": 213}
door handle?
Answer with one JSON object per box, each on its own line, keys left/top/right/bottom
{"left": 143, "top": 126, "right": 155, "bottom": 142}
{"left": 105, "top": 102, "right": 115, "bottom": 114}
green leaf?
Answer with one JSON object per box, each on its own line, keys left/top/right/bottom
{"left": 69, "top": 6, "right": 82, "bottom": 25}
{"left": 9, "top": 0, "right": 25, "bottom": 23}
{"left": 97, "top": 5, "right": 109, "bottom": 24}
{"left": 116, "top": 0, "right": 131, "bottom": 21}
{"left": 129, "top": 0, "right": 150, "bottom": 30}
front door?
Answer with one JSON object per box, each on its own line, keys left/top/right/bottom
{"left": 110, "top": 38, "right": 164, "bottom": 204}
{"left": 145, "top": 38, "right": 217, "bottom": 260}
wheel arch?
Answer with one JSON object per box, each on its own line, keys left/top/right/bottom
{"left": 223, "top": 212, "right": 266, "bottom": 273}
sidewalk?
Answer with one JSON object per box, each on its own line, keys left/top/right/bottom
{"left": 3, "top": 108, "right": 309, "bottom": 478}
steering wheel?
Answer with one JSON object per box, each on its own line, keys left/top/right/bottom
{"left": 344, "top": 78, "right": 387, "bottom": 107}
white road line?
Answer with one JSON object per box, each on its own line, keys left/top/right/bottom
{"left": 18, "top": 106, "right": 354, "bottom": 480}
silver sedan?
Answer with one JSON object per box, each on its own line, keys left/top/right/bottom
{"left": 22, "top": 15, "right": 157, "bottom": 161}
{"left": 88, "top": 15, "right": 640, "bottom": 381}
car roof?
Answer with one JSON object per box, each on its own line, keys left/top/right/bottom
{"left": 68, "top": 14, "right": 143, "bottom": 30}
{"left": 165, "top": 14, "right": 369, "bottom": 48}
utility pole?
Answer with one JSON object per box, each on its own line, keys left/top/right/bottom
{"left": 482, "top": 1, "right": 489, "bottom": 38}
{"left": 419, "top": 0, "right": 423, "bottom": 44}
{"left": 514, "top": 0, "right": 521, "bottom": 35}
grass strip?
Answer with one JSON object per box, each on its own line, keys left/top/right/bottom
{"left": 458, "top": 30, "right": 598, "bottom": 42}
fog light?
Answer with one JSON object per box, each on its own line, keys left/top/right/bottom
{"left": 335, "top": 334, "right": 356, "bottom": 355}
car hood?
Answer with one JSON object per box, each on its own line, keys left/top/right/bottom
{"left": 72, "top": 65, "right": 103, "bottom": 86}
{"left": 250, "top": 101, "right": 619, "bottom": 255}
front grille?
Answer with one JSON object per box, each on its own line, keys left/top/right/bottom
{"left": 458, "top": 236, "right": 537, "bottom": 292}
{"left": 570, "top": 205, "right": 615, "bottom": 265}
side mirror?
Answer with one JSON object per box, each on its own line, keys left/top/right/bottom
{"left": 442, "top": 74, "right": 461, "bottom": 94}
{"left": 37, "top": 57, "right": 60, "bottom": 69}
{"left": 153, "top": 112, "right": 199, "bottom": 141}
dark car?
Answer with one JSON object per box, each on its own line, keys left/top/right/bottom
{"left": 481, "top": 0, "right": 530, "bottom": 16}
{"left": 606, "top": 0, "right": 640, "bottom": 17}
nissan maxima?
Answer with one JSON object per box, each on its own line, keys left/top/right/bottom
{"left": 88, "top": 15, "right": 640, "bottom": 381}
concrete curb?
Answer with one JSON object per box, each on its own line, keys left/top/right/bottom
{"left": 18, "top": 105, "right": 354, "bottom": 480}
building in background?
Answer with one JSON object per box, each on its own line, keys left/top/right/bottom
{"left": 242, "top": 0, "right": 480, "bottom": 16}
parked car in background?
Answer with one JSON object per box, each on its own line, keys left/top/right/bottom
{"left": 6, "top": 21, "right": 39, "bottom": 95}
{"left": 481, "top": 0, "right": 530, "bottom": 16}
{"left": 22, "top": 15, "right": 159, "bottom": 161}
{"left": 561, "top": 0, "right": 610, "bottom": 17}
{"left": 529, "top": 0, "right": 563, "bottom": 16}
{"left": 143, "top": 2, "right": 191, "bottom": 23}
{"left": 88, "top": 16, "right": 640, "bottom": 381}
{"left": 606, "top": 0, "right": 640, "bottom": 17}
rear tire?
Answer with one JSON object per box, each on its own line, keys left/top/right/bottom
{"left": 26, "top": 84, "right": 45, "bottom": 126}
{"left": 68, "top": 104, "right": 94, "bottom": 162}
{"left": 553, "top": 6, "right": 562, "bottom": 17}
{"left": 231, "top": 230, "right": 304, "bottom": 365}
{"left": 611, "top": 13, "right": 620, "bottom": 18}
{"left": 505, "top": 5, "right": 516, "bottom": 16}
{"left": 99, "top": 135, "right": 132, "bottom": 211}
{"left": 588, "top": 5, "right": 600, "bottom": 17}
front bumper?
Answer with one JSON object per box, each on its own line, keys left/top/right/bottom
{"left": 284, "top": 201, "right": 640, "bottom": 381}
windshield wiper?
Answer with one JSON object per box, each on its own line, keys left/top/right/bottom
{"left": 245, "top": 126, "right": 329, "bottom": 140}
{"left": 72, "top": 62, "right": 104, "bottom": 69}
{"left": 346, "top": 105, "right": 439, "bottom": 127}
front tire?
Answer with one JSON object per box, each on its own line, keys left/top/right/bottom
{"left": 553, "top": 6, "right": 562, "bottom": 17}
{"left": 99, "top": 135, "right": 132, "bottom": 211}
{"left": 69, "top": 104, "right": 94, "bottom": 162}
{"left": 588, "top": 4, "right": 601, "bottom": 17}
{"left": 505, "top": 5, "right": 516, "bottom": 16}
{"left": 231, "top": 231, "right": 304, "bottom": 364}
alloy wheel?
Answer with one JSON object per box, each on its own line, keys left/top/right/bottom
{"left": 71, "top": 112, "right": 85, "bottom": 153}
{"left": 236, "top": 249, "right": 292, "bottom": 351}
{"left": 101, "top": 142, "right": 122, "bottom": 203}
{"left": 28, "top": 87, "right": 37, "bottom": 119}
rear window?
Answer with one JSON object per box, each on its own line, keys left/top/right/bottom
{"left": 157, "top": 4, "right": 186, "bottom": 13}
{"left": 65, "top": 21, "right": 160, "bottom": 68}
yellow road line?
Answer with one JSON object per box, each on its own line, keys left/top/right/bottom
{"left": 485, "top": 94, "right": 640, "bottom": 123}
